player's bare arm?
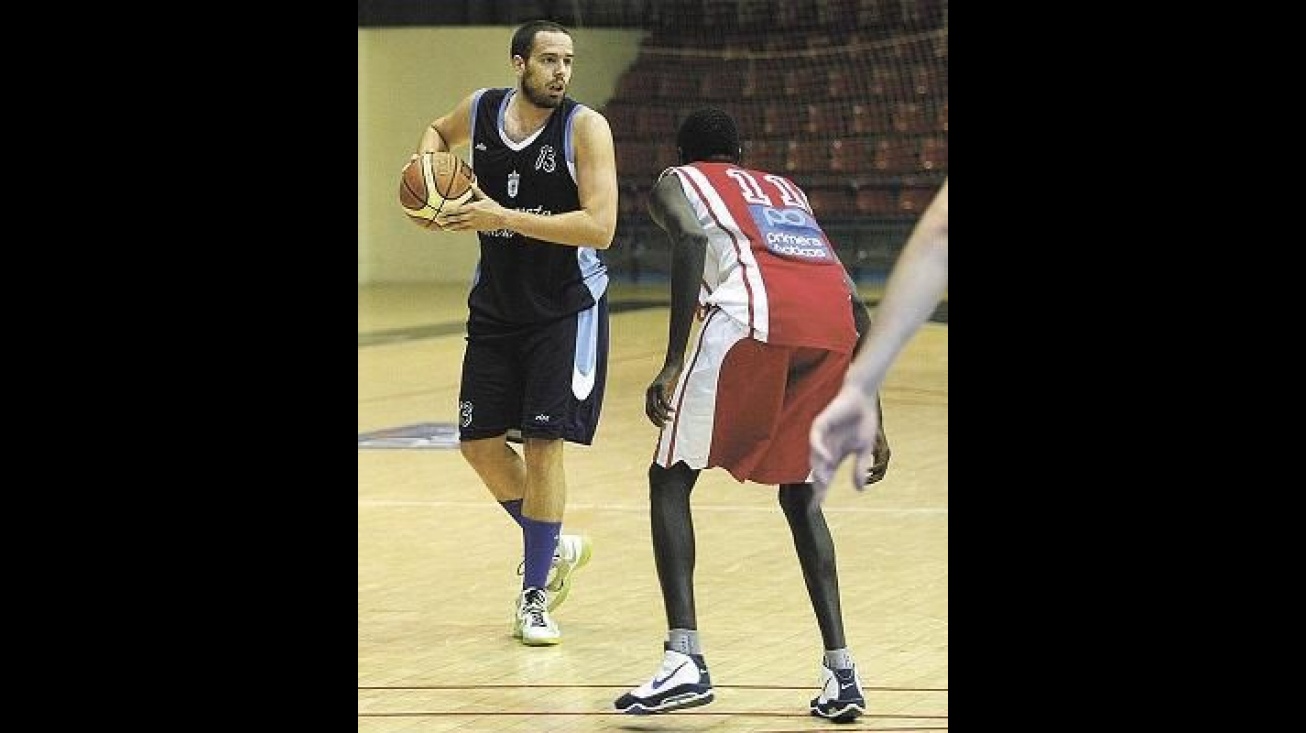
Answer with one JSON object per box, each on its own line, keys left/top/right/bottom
{"left": 841, "top": 178, "right": 949, "bottom": 398}
{"left": 644, "top": 172, "right": 708, "bottom": 428}
{"left": 838, "top": 268, "right": 891, "bottom": 484}
{"left": 418, "top": 94, "right": 475, "bottom": 155}
{"left": 843, "top": 270, "right": 872, "bottom": 354}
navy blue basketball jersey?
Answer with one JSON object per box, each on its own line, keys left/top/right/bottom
{"left": 465, "top": 87, "right": 609, "bottom": 331}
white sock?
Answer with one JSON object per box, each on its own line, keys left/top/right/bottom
{"left": 824, "top": 648, "right": 854, "bottom": 670}
{"left": 668, "top": 628, "right": 701, "bottom": 655}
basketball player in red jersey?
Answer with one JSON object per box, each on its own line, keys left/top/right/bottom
{"left": 613, "top": 108, "right": 890, "bottom": 722}
{"left": 412, "top": 20, "right": 618, "bottom": 647}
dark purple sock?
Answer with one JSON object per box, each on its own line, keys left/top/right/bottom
{"left": 520, "top": 516, "right": 561, "bottom": 590}
{"left": 499, "top": 499, "right": 524, "bottom": 527}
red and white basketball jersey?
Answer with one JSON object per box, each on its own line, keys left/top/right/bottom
{"left": 662, "top": 162, "right": 857, "bottom": 353}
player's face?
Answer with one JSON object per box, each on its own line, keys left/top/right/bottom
{"left": 518, "top": 31, "right": 574, "bottom": 109}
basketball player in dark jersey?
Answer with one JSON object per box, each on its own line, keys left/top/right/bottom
{"left": 411, "top": 20, "right": 618, "bottom": 647}
{"left": 613, "top": 108, "right": 890, "bottom": 723}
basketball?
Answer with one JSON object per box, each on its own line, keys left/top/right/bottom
{"left": 399, "top": 151, "right": 477, "bottom": 228}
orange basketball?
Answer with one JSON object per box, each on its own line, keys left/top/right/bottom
{"left": 399, "top": 151, "right": 477, "bottom": 229}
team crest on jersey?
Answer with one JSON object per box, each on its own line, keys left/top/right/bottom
{"left": 507, "top": 170, "right": 520, "bottom": 199}
{"left": 535, "top": 145, "right": 557, "bottom": 173}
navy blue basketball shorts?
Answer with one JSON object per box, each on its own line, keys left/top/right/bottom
{"left": 458, "top": 295, "right": 609, "bottom": 445}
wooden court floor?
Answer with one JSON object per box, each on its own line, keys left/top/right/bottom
{"left": 358, "top": 283, "right": 948, "bottom": 732}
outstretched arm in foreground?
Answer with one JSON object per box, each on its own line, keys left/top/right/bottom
{"left": 841, "top": 268, "right": 892, "bottom": 487}
{"left": 809, "top": 177, "right": 949, "bottom": 496}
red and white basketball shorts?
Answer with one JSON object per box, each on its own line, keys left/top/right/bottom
{"left": 653, "top": 310, "right": 851, "bottom": 485}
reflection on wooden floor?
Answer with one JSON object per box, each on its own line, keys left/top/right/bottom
{"left": 359, "top": 283, "right": 947, "bottom": 732}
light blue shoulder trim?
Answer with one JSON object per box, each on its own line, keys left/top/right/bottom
{"left": 467, "top": 88, "right": 493, "bottom": 167}
{"left": 563, "top": 103, "right": 588, "bottom": 185}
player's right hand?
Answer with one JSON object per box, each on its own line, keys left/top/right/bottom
{"left": 865, "top": 427, "right": 891, "bottom": 485}
{"left": 645, "top": 364, "right": 682, "bottom": 428}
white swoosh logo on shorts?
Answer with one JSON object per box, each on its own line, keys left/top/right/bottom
{"left": 573, "top": 365, "right": 595, "bottom": 400}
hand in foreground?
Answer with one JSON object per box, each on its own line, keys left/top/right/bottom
{"left": 433, "top": 182, "right": 508, "bottom": 233}
{"left": 644, "top": 364, "right": 682, "bottom": 428}
{"left": 809, "top": 388, "right": 891, "bottom": 502}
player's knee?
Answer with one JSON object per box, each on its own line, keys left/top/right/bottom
{"left": 778, "top": 483, "right": 815, "bottom": 516}
{"left": 458, "top": 435, "right": 503, "bottom": 466}
{"left": 648, "top": 461, "right": 687, "bottom": 486}
{"left": 647, "top": 462, "right": 668, "bottom": 485}
{"left": 649, "top": 462, "right": 696, "bottom": 501}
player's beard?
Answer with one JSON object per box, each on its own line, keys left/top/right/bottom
{"left": 521, "top": 73, "right": 564, "bottom": 109}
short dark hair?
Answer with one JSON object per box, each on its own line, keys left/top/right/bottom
{"left": 677, "top": 107, "right": 741, "bottom": 164}
{"left": 511, "top": 20, "right": 570, "bottom": 60}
